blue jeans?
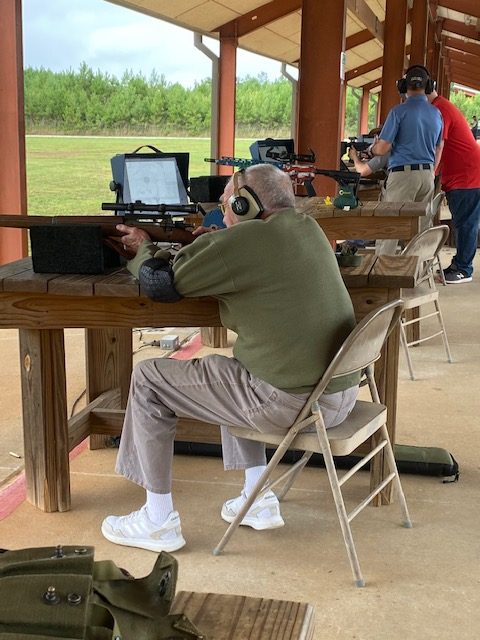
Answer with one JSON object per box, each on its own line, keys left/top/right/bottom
{"left": 445, "top": 188, "right": 480, "bottom": 277}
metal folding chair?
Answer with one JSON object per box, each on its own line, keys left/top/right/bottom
{"left": 214, "top": 300, "right": 412, "bottom": 587}
{"left": 399, "top": 225, "right": 453, "bottom": 380}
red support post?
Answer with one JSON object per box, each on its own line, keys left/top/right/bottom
{"left": 410, "top": 0, "right": 428, "bottom": 66}
{"left": 359, "top": 88, "right": 370, "bottom": 134}
{"left": 216, "top": 34, "right": 237, "bottom": 176}
{"left": 297, "top": 0, "right": 347, "bottom": 196}
{"left": 0, "top": 0, "right": 28, "bottom": 264}
{"left": 380, "top": 0, "right": 408, "bottom": 123}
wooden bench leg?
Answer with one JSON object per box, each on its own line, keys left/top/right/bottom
{"left": 19, "top": 328, "right": 70, "bottom": 512}
{"left": 200, "top": 326, "right": 228, "bottom": 348}
{"left": 85, "top": 328, "right": 132, "bottom": 449}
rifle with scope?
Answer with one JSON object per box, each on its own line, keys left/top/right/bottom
{"left": 0, "top": 201, "right": 204, "bottom": 248}
{"left": 205, "top": 155, "right": 361, "bottom": 197}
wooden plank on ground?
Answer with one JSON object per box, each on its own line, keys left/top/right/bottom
{"left": 171, "top": 591, "right": 315, "bottom": 640}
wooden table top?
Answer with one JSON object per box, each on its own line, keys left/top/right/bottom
{"left": 0, "top": 255, "right": 419, "bottom": 299}
{"left": 298, "top": 198, "right": 428, "bottom": 219}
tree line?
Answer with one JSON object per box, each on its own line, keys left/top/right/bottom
{"left": 24, "top": 64, "right": 292, "bottom": 137}
{"left": 24, "top": 63, "right": 479, "bottom": 138}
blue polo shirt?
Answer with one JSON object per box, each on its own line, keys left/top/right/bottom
{"left": 379, "top": 94, "right": 443, "bottom": 169}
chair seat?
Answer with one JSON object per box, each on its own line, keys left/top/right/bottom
{"left": 401, "top": 282, "right": 439, "bottom": 308}
{"left": 227, "top": 400, "right": 386, "bottom": 458}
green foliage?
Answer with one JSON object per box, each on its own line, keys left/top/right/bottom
{"left": 450, "top": 90, "right": 480, "bottom": 124}
{"left": 25, "top": 63, "right": 376, "bottom": 138}
{"left": 24, "top": 64, "right": 294, "bottom": 137}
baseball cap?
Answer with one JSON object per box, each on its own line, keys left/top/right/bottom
{"left": 405, "top": 66, "right": 429, "bottom": 89}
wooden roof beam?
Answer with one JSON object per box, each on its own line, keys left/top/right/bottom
{"left": 450, "top": 73, "right": 480, "bottom": 91}
{"left": 447, "top": 48, "right": 480, "bottom": 66}
{"left": 439, "top": 0, "right": 480, "bottom": 21}
{"left": 346, "top": 44, "right": 412, "bottom": 83}
{"left": 444, "top": 35, "right": 480, "bottom": 57}
{"left": 449, "top": 61, "right": 480, "bottom": 79}
{"left": 346, "top": 0, "right": 384, "bottom": 42}
{"left": 346, "top": 28, "right": 376, "bottom": 50}
{"left": 442, "top": 18, "right": 480, "bottom": 41}
{"left": 345, "top": 56, "right": 382, "bottom": 82}
{"left": 361, "top": 78, "right": 382, "bottom": 91}
{"left": 213, "top": 0, "right": 301, "bottom": 37}
{"left": 448, "top": 63, "right": 480, "bottom": 84}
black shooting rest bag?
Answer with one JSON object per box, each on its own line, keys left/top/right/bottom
{"left": 0, "top": 546, "right": 203, "bottom": 639}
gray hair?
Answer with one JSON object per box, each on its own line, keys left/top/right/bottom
{"left": 230, "top": 164, "right": 295, "bottom": 212}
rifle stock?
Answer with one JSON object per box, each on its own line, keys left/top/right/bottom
{"left": 0, "top": 214, "right": 197, "bottom": 246}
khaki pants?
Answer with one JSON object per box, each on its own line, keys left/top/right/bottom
{"left": 116, "top": 354, "right": 359, "bottom": 493}
{"left": 375, "top": 165, "right": 434, "bottom": 255}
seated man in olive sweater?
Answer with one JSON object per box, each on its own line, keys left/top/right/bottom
{"left": 101, "top": 164, "right": 360, "bottom": 553}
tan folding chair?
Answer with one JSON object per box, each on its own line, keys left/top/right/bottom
{"left": 213, "top": 300, "right": 412, "bottom": 588}
{"left": 400, "top": 225, "right": 453, "bottom": 380}
{"left": 426, "top": 192, "right": 446, "bottom": 285}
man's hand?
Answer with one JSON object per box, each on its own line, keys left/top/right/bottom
{"left": 348, "top": 147, "right": 359, "bottom": 161}
{"left": 192, "top": 225, "right": 217, "bottom": 236}
{"left": 107, "top": 224, "right": 152, "bottom": 260}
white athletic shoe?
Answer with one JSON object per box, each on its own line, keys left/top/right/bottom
{"left": 101, "top": 506, "right": 186, "bottom": 552}
{"left": 221, "top": 490, "right": 285, "bottom": 530}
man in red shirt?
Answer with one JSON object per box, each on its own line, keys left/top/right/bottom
{"left": 427, "top": 83, "right": 480, "bottom": 283}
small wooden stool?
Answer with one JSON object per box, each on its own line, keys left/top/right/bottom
{"left": 171, "top": 591, "right": 315, "bottom": 639}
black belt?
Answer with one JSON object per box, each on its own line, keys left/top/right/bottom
{"left": 390, "top": 164, "right": 432, "bottom": 172}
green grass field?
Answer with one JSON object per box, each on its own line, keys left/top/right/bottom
{"left": 26, "top": 136, "right": 256, "bottom": 215}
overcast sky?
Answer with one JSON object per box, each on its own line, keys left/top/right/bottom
{"left": 22, "top": 0, "right": 285, "bottom": 86}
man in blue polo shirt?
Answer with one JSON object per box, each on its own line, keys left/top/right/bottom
{"left": 369, "top": 65, "right": 443, "bottom": 253}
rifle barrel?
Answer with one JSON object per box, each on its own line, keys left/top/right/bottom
{"left": 0, "top": 214, "right": 196, "bottom": 245}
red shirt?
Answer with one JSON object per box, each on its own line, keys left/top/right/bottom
{"left": 433, "top": 95, "right": 480, "bottom": 191}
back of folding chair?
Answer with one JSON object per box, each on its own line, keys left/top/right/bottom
{"left": 401, "top": 225, "right": 449, "bottom": 286}
{"left": 303, "top": 299, "right": 404, "bottom": 414}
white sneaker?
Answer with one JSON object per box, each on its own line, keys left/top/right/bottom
{"left": 101, "top": 506, "right": 186, "bottom": 552}
{"left": 221, "top": 490, "right": 285, "bottom": 530}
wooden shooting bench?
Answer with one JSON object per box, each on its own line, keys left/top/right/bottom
{"left": 298, "top": 198, "right": 429, "bottom": 245}
{"left": 0, "top": 254, "right": 419, "bottom": 513}
{"left": 171, "top": 591, "right": 315, "bottom": 640}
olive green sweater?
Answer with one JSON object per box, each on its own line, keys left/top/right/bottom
{"left": 128, "top": 208, "right": 360, "bottom": 394}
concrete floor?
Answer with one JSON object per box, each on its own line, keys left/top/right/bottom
{"left": 0, "top": 246, "right": 479, "bottom": 639}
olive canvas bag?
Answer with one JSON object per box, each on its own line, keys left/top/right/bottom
{"left": 0, "top": 546, "right": 203, "bottom": 639}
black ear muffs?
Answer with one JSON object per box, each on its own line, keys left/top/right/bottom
{"left": 396, "top": 65, "right": 436, "bottom": 95}
{"left": 396, "top": 77, "right": 408, "bottom": 95}
{"left": 228, "top": 170, "right": 264, "bottom": 221}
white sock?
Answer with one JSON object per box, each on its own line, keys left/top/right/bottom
{"left": 244, "top": 465, "right": 267, "bottom": 497}
{"left": 146, "top": 491, "right": 174, "bottom": 526}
